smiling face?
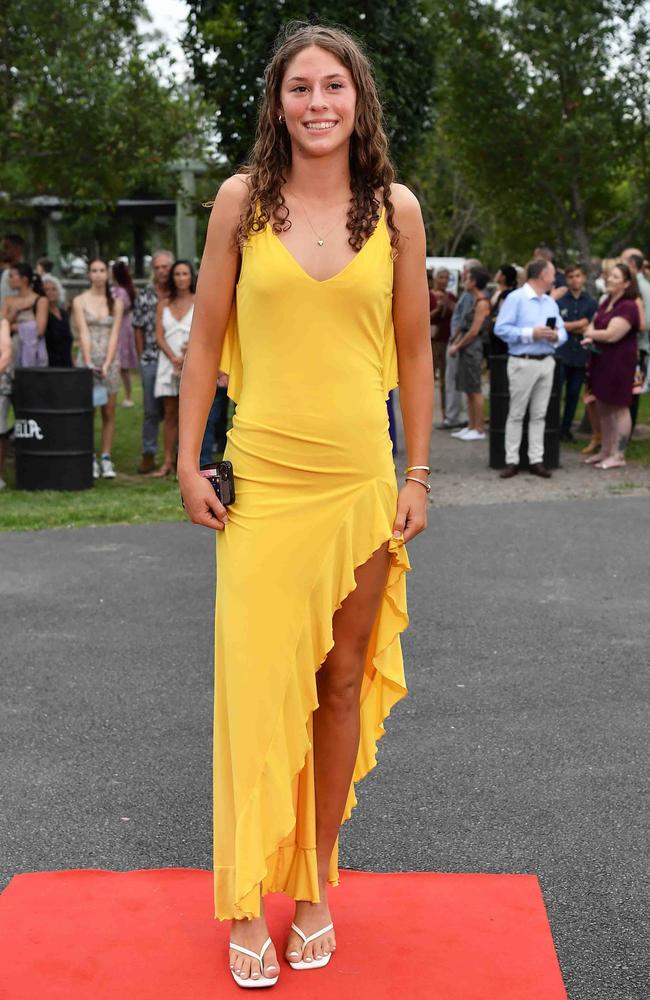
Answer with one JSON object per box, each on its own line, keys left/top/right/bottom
{"left": 279, "top": 45, "right": 357, "bottom": 158}
{"left": 607, "top": 266, "right": 629, "bottom": 298}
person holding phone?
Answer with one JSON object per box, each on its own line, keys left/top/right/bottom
{"left": 494, "top": 257, "right": 568, "bottom": 478}
{"left": 580, "top": 262, "right": 640, "bottom": 469}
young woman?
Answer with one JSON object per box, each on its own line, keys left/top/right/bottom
{"left": 178, "top": 24, "right": 432, "bottom": 988}
{"left": 2, "top": 263, "right": 48, "bottom": 368}
{"left": 152, "top": 260, "right": 196, "bottom": 477}
{"left": 72, "top": 259, "right": 124, "bottom": 479}
{"left": 448, "top": 265, "right": 490, "bottom": 440}
{"left": 582, "top": 262, "right": 640, "bottom": 469}
{"left": 111, "top": 261, "right": 138, "bottom": 407}
{"left": 429, "top": 267, "right": 457, "bottom": 420}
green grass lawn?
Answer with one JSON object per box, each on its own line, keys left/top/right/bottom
{"left": 565, "top": 391, "right": 650, "bottom": 465}
{"left": 0, "top": 374, "right": 228, "bottom": 532}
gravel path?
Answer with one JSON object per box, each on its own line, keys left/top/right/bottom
{"left": 392, "top": 388, "right": 650, "bottom": 507}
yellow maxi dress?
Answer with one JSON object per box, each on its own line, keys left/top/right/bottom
{"left": 213, "top": 207, "right": 411, "bottom": 920}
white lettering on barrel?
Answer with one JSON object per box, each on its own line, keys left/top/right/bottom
{"left": 15, "top": 418, "right": 44, "bottom": 441}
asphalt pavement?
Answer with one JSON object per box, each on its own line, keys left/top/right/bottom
{"left": 1, "top": 497, "right": 649, "bottom": 1000}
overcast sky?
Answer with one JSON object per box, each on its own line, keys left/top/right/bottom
{"left": 142, "top": 0, "right": 190, "bottom": 77}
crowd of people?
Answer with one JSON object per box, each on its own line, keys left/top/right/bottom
{"left": 430, "top": 244, "right": 650, "bottom": 477}
{"left": 1, "top": 229, "right": 649, "bottom": 490}
{"left": 0, "top": 236, "right": 229, "bottom": 488}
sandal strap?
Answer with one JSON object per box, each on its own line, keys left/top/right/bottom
{"left": 290, "top": 921, "right": 334, "bottom": 947}
{"left": 229, "top": 936, "right": 272, "bottom": 964}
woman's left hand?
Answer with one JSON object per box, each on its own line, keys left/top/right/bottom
{"left": 448, "top": 343, "right": 459, "bottom": 356}
{"left": 392, "top": 480, "right": 429, "bottom": 543}
{"left": 100, "top": 362, "right": 110, "bottom": 379}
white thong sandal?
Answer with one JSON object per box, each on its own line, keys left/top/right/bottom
{"left": 229, "top": 936, "right": 279, "bottom": 988}
{"left": 287, "top": 921, "right": 334, "bottom": 970}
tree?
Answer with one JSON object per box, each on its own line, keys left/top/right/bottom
{"left": 434, "top": 0, "right": 649, "bottom": 263}
{"left": 0, "top": 0, "right": 203, "bottom": 224}
{"left": 183, "top": 1, "right": 436, "bottom": 176}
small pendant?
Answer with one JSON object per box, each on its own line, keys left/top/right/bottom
{"left": 317, "top": 239, "right": 324, "bottom": 246}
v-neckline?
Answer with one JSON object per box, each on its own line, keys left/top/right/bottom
{"left": 165, "top": 302, "right": 194, "bottom": 324}
{"left": 272, "top": 208, "right": 385, "bottom": 285}
{"left": 83, "top": 301, "right": 110, "bottom": 322}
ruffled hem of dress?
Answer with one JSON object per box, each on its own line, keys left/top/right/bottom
{"left": 214, "top": 477, "right": 411, "bottom": 920}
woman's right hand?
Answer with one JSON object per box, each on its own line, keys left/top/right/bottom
{"left": 178, "top": 470, "right": 230, "bottom": 531}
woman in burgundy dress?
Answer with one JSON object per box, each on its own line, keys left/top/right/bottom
{"left": 582, "top": 262, "right": 639, "bottom": 469}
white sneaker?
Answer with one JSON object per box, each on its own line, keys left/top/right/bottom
{"left": 100, "top": 455, "right": 116, "bottom": 478}
{"left": 451, "top": 427, "right": 472, "bottom": 439}
{"left": 121, "top": 399, "right": 134, "bottom": 408}
{"left": 462, "top": 429, "right": 486, "bottom": 441}
{"left": 93, "top": 456, "right": 101, "bottom": 479}
{"left": 0, "top": 477, "right": 6, "bottom": 490}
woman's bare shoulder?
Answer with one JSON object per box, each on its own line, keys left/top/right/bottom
{"left": 213, "top": 174, "right": 251, "bottom": 215}
{"left": 390, "top": 182, "right": 422, "bottom": 221}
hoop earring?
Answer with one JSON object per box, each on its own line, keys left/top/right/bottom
{"left": 278, "top": 114, "right": 284, "bottom": 124}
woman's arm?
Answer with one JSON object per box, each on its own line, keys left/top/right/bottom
{"left": 636, "top": 295, "right": 646, "bottom": 333}
{"left": 0, "top": 318, "right": 11, "bottom": 374}
{"left": 391, "top": 183, "right": 433, "bottom": 542}
{"left": 35, "top": 296, "right": 49, "bottom": 337}
{"left": 449, "top": 298, "right": 490, "bottom": 353}
{"left": 72, "top": 296, "right": 92, "bottom": 366}
{"left": 155, "top": 301, "right": 173, "bottom": 359}
{"left": 584, "top": 317, "right": 632, "bottom": 345}
{"left": 102, "top": 297, "right": 123, "bottom": 375}
{"left": 177, "top": 175, "right": 248, "bottom": 530}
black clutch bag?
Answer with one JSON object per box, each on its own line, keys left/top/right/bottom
{"left": 199, "top": 461, "right": 235, "bottom": 506}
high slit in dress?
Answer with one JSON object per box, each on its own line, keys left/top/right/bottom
{"left": 213, "top": 207, "right": 411, "bottom": 920}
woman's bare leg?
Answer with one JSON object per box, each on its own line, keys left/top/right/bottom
{"left": 285, "top": 540, "right": 392, "bottom": 965}
{"left": 151, "top": 397, "right": 177, "bottom": 474}
{"left": 468, "top": 392, "right": 484, "bottom": 432}
{"left": 100, "top": 394, "right": 117, "bottom": 455}
{"left": 581, "top": 399, "right": 602, "bottom": 454}
{"left": 228, "top": 896, "right": 279, "bottom": 983}
{"left": 121, "top": 368, "right": 132, "bottom": 402}
{"left": 599, "top": 405, "right": 630, "bottom": 467}
{"left": 596, "top": 401, "right": 617, "bottom": 461}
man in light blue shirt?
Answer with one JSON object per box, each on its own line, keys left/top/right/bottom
{"left": 494, "top": 258, "right": 568, "bottom": 478}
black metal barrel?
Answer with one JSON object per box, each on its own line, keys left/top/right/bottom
{"left": 488, "top": 355, "right": 561, "bottom": 470}
{"left": 14, "top": 368, "right": 94, "bottom": 490}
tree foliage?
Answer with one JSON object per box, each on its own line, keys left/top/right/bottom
{"left": 0, "top": 0, "right": 202, "bottom": 223}
{"left": 434, "top": 0, "right": 650, "bottom": 262}
{"left": 183, "top": 1, "right": 436, "bottom": 176}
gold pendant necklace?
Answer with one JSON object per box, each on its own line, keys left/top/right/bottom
{"left": 289, "top": 190, "right": 349, "bottom": 247}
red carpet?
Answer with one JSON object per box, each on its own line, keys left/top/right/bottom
{"left": 0, "top": 868, "right": 567, "bottom": 999}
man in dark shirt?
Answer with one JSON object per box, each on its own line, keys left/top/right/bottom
{"left": 556, "top": 263, "right": 597, "bottom": 441}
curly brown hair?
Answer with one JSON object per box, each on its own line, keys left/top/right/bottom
{"left": 234, "top": 22, "right": 400, "bottom": 255}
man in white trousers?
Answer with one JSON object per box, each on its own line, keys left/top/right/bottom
{"left": 494, "top": 258, "right": 568, "bottom": 478}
